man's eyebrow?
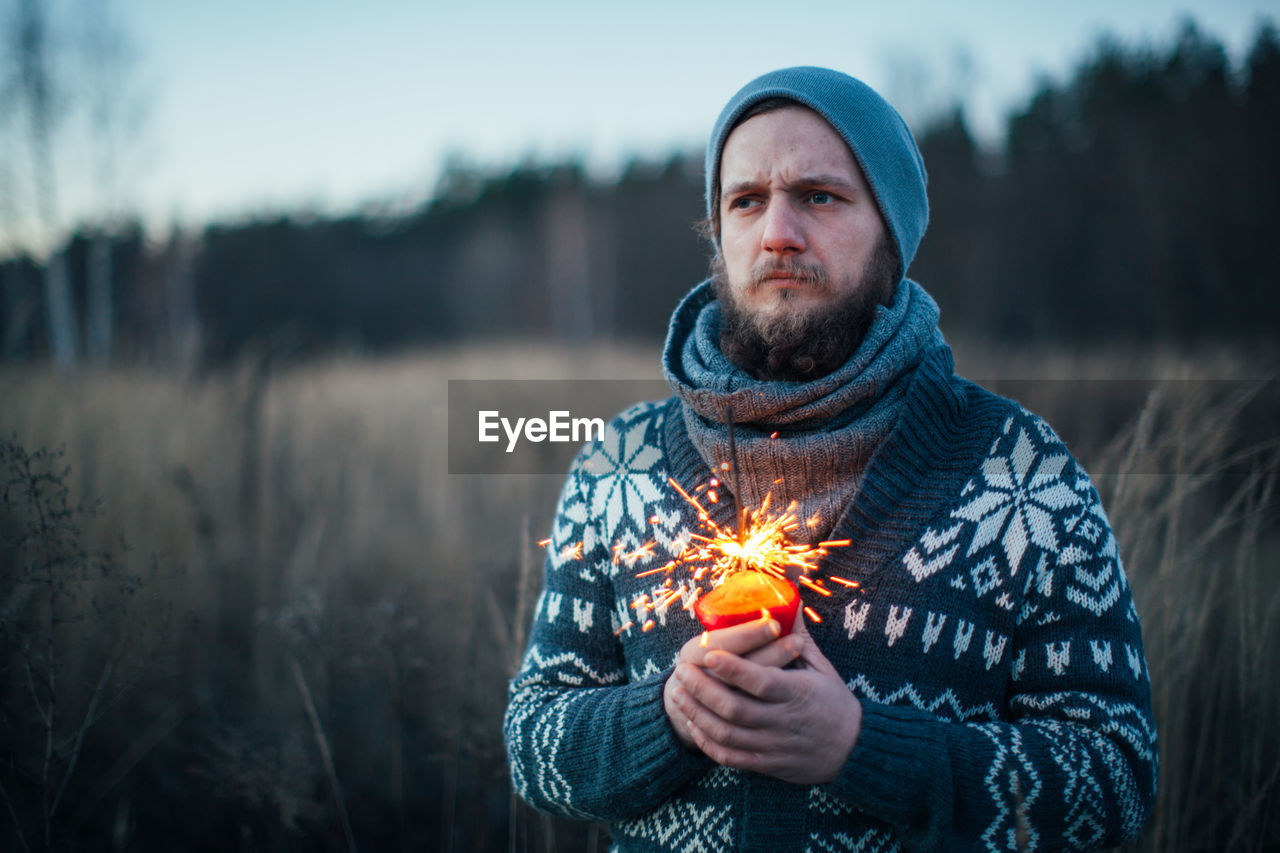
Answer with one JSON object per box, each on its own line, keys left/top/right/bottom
{"left": 721, "top": 174, "right": 859, "bottom": 199}
{"left": 721, "top": 179, "right": 764, "bottom": 199}
{"left": 788, "top": 174, "right": 859, "bottom": 194}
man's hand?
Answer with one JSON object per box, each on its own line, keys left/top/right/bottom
{"left": 663, "top": 616, "right": 801, "bottom": 750}
{"left": 664, "top": 615, "right": 862, "bottom": 785}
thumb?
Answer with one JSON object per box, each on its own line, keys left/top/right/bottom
{"left": 791, "top": 608, "right": 840, "bottom": 676}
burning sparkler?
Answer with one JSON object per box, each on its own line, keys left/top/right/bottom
{"left": 541, "top": 413, "right": 857, "bottom": 636}
{"left": 543, "top": 476, "right": 857, "bottom": 636}
{"left": 622, "top": 472, "right": 854, "bottom": 634}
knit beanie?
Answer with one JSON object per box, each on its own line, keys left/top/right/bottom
{"left": 705, "top": 66, "right": 929, "bottom": 279}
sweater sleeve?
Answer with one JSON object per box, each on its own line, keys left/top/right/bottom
{"left": 502, "top": 446, "right": 710, "bottom": 821}
{"left": 827, "top": 446, "right": 1158, "bottom": 851}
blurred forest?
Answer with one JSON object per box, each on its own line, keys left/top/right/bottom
{"left": 2, "top": 18, "right": 1278, "bottom": 365}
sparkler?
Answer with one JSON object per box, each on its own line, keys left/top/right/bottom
{"left": 542, "top": 415, "right": 857, "bottom": 636}
{"left": 623, "top": 473, "right": 854, "bottom": 632}
{"left": 624, "top": 406, "right": 856, "bottom": 633}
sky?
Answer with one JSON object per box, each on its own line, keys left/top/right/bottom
{"left": 7, "top": 0, "right": 1278, "bottom": 249}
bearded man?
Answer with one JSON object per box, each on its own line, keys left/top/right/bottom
{"left": 504, "top": 66, "right": 1157, "bottom": 852}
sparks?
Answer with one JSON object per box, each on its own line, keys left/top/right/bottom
{"left": 798, "top": 575, "right": 832, "bottom": 596}
{"left": 627, "top": 475, "right": 853, "bottom": 629}
{"left": 616, "top": 541, "right": 658, "bottom": 567}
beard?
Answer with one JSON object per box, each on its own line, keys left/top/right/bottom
{"left": 712, "top": 236, "right": 900, "bottom": 382}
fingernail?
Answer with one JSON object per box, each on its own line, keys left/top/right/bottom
{"left": 768, "top": 619, "right": 781, "bottom": 637}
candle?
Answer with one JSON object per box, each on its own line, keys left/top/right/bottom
{"left": 693, "top": 570, "right": 801, "bottom": 635}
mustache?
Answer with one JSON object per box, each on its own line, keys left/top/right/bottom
{"left": 748, "top": 261, "right": 830, "bottom": 289}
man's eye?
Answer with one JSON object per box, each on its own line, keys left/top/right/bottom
{"left": 729, "top": 197, "right": 758, "bottom": 210}
{"left": 809, "top": 191, "right": 833, "bottom": 205}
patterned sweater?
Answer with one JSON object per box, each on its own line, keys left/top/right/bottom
{"left": 503, "top": 346, "right": 1157, "bottom": 852}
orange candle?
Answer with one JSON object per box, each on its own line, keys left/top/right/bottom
{"left": 693, "top": 570, "right": 801, "bottom": 635}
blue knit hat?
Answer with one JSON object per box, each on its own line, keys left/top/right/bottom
{"left": 705, "top": 66, "right": 929, "bottom": 278}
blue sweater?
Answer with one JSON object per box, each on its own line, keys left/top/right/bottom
{"left": 503, "top": 345, "right": 1157, "bottom": 852}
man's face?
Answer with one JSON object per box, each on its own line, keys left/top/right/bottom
{"left": 714, "top": 105, "right": 897, "bottom": 381}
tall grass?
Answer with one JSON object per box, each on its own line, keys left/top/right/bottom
{"left": 0, "top": 341, "right": 1274, "bottom": 851}
{"left": 1095, "top": 382, "right": 1279, "bottom": 852}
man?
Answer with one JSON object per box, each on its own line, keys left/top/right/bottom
{"left": 504, "top": 66, "right": 1157, "bottom": 852}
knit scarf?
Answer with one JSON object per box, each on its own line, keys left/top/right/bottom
{"left": 661, "top": 278, "right": 946, "bottom": 544}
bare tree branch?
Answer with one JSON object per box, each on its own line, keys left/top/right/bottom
{"left": 20, "top": 650, "right": 49, "bottom": 728}
{"left": 0, "top": 775, "right": 33, "bottom": 853}
{"left": 51, "top": 653, "right": 115, "bottom": 816}
{"left": 290, "top": 655, "right": 357, "bottom": 853}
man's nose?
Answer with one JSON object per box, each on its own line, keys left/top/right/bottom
{"left": 760, "top": 200, "right": 806, "bottom": 254}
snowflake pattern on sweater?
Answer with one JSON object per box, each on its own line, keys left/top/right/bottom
{"left": 504, "top": 353, "right": 1157, "bottom": 853}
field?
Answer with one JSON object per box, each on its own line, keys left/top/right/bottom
{"left": 1, "top": 340, "right": 1276, "bottom": 851}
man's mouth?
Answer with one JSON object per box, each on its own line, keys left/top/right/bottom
{"left": 752, "top": 265, "right": 827, "bottom": 290}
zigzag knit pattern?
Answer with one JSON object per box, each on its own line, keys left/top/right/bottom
{"left": 504, "top": 348, "right": 1157, "bottom": 852}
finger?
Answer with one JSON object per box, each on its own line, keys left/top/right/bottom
{"left": 790, "top": 610, "right": 819, "bottom": 649}
{"left": 789, "top": 613, "right": 841, "bottom": 678}
{"left": 675, "top": 661, "right": 767, "bottom": 728}
{"left": 675, "top": 673, "right": 776, "bottom": 753}
{"left": 702, "top": 650, "right": 792, "bottom": 703}
{"left": 662, "top": 677, "right": 699, "bottom": 750}
{"left": 670, "top": 668, "right": 741, "bottom": 744}
{"left": 679, "top": 616, "right": 782, "bottom": 664}
{"left": 742, "top": 634, "right": 803, "bottom": 669}
{"left": 684, "top": 717, "right": 772, "bottom": 775}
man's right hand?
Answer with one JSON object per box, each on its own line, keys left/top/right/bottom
{"left": 663, "top": 616, "right": 802, "bottom": 750}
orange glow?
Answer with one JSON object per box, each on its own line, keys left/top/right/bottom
{"left": 623, "top": 475, "right": 854, "bottom": 633}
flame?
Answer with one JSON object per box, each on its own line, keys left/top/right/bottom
{"left": 539, "top": 471, "right": 860, "bottom": 634}
{"left": 620, "top": 475, "right": 855, "bottom": 630}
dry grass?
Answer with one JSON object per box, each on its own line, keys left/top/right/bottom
{"left": 0, "top": 339, "right": 1274, "bottom": 851}
{"left": 1095, "top": 382, "right": 1280, "bottom": 852}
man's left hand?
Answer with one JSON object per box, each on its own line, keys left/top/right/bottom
{"left": 665, "top": 615, "right": 863, "bottom": 785}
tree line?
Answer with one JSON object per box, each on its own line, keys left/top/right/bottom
{"left": 2, "top": 18, "right": 1277, "bottom": 366}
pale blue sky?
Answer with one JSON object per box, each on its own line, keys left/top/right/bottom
{"left": 28, "top": 0, "right": 1280, "bottom": 243}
